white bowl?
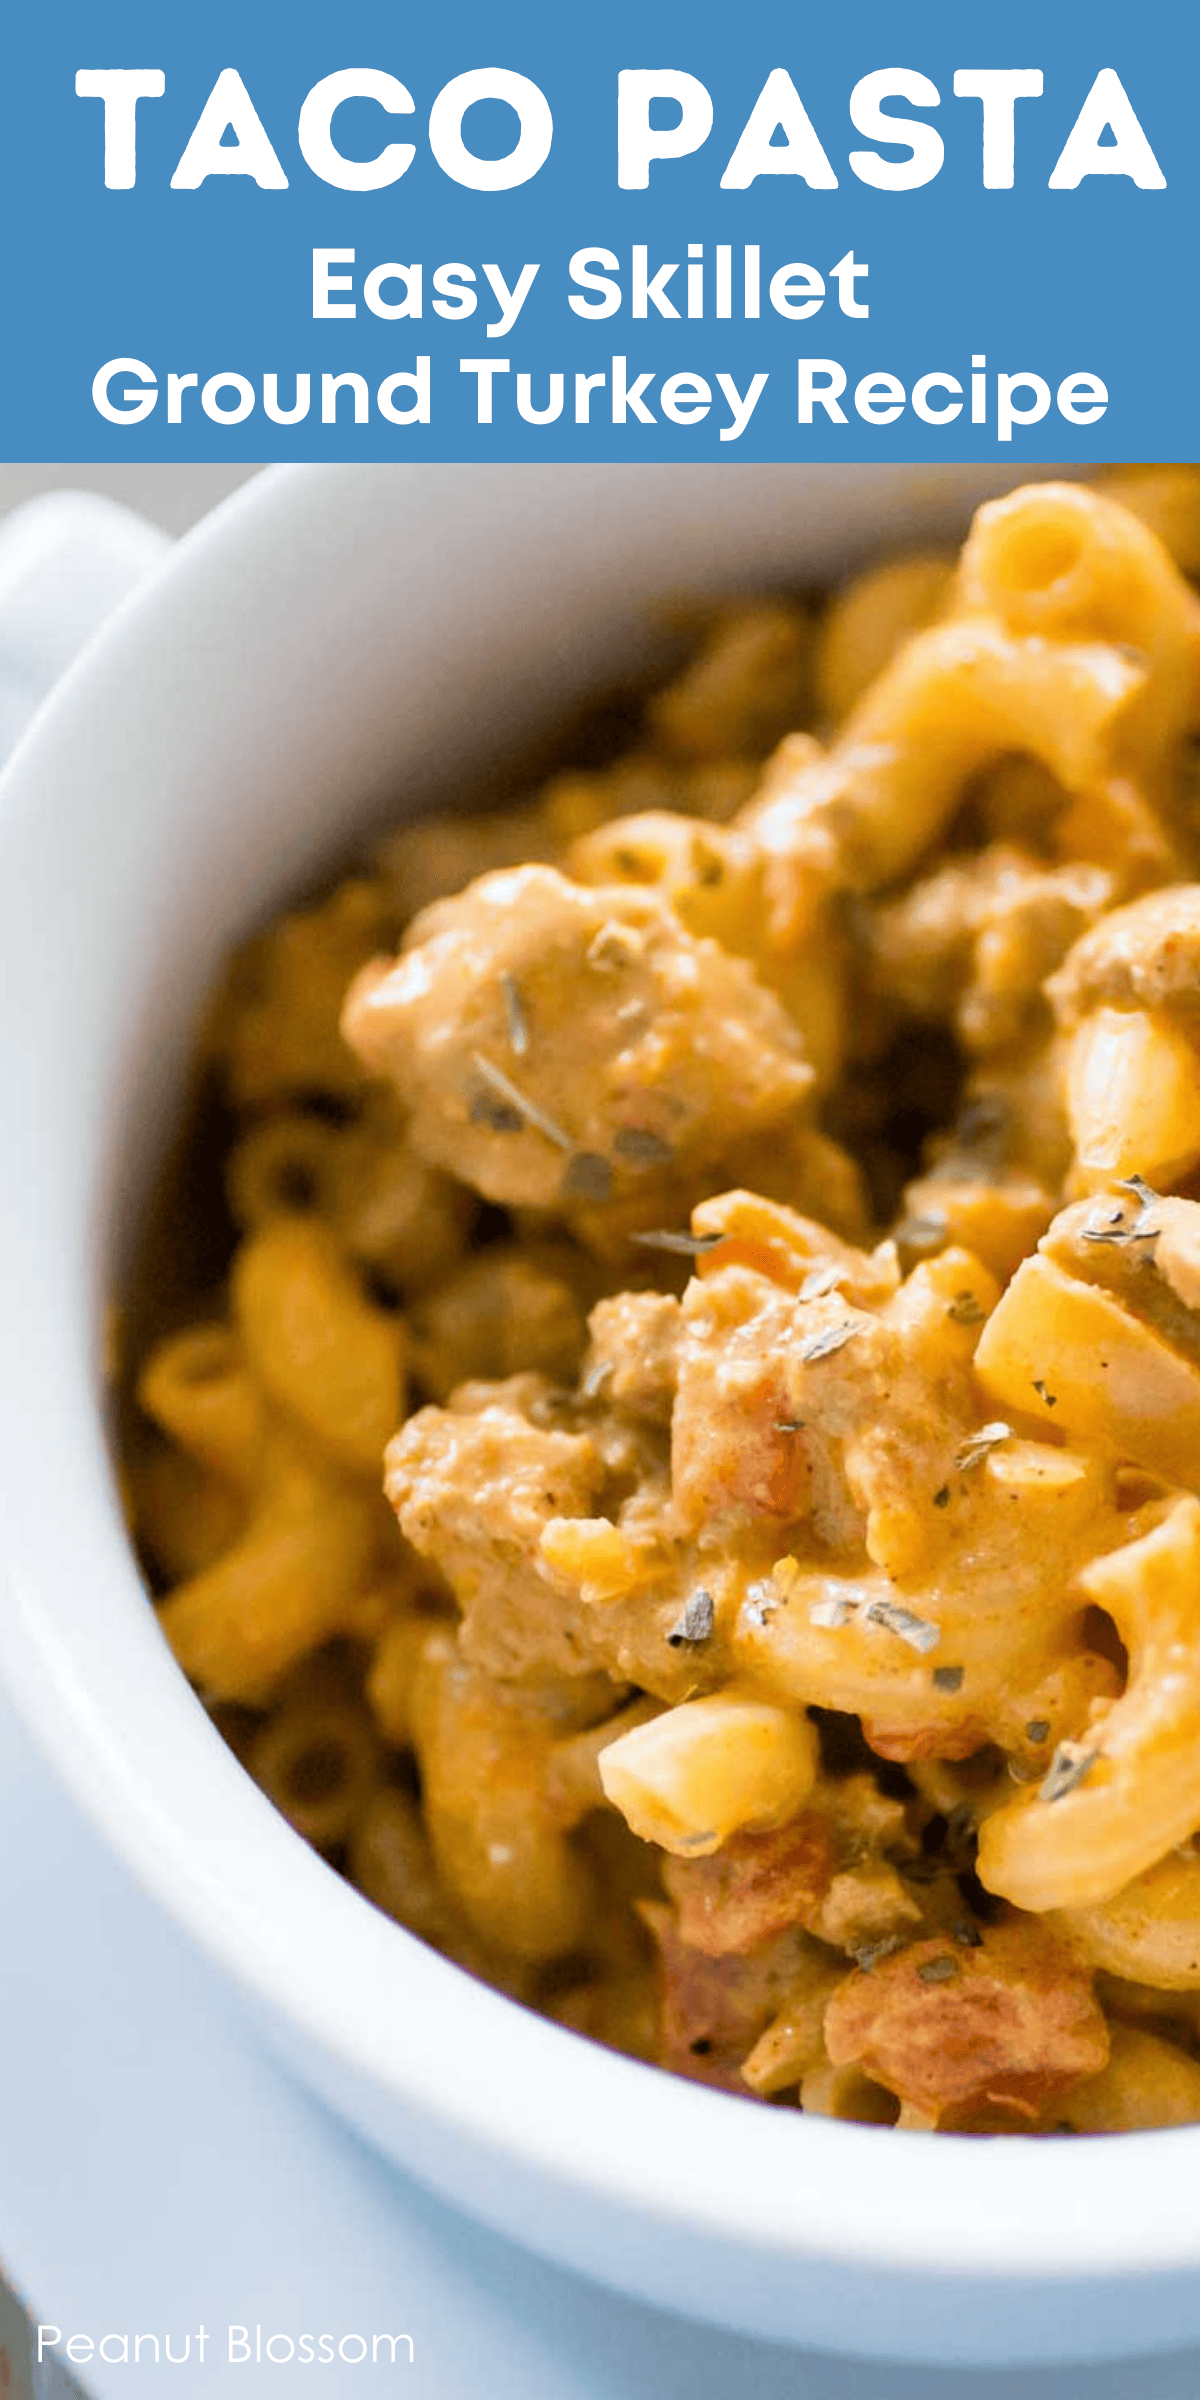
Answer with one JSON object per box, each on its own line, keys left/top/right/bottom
{"left": 1, "top": 461, "right": 1196, "bottom": 2370}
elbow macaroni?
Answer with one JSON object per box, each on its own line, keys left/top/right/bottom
{"left": 125, "top": 467, "right": 1200, "bottom": 2132}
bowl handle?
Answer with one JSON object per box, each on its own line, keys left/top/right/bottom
{"left": 0, "top": 491, "right": 170, "bottom": 768}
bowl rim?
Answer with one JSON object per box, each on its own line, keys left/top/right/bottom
{"left": 2, "top": 457, "right": 1199, "bottom": 2307}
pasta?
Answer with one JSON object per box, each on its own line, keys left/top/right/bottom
{"left": 123, "top": 464, "right": 1200, "bottom": 2135}
{"left": 596, "top": 1689, "right": 820, "bottom": 1855}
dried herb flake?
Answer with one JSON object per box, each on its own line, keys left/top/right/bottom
{"left": 864, "top": 1599, "right": 940, "bottom": 1654}
{"left": 1083, "top": 1185, "right": 1161, "bottom": 1249}
{"left": 947, "top": 1290, "right": 987, "bottom": 1327}
{"left": 1039, "top": 1740, "right": 1100, "bottom": 1804}
{"left": 500, "top": 972, "right": 529, "bottom": 1057}
{"left": 797, "top": 1321, "right": 860, "bottom": 1365}
{"left": 562, "top": 1151, "right": 614, "bottom": 1203}
{"left": 1082, "top": 1207, "right": 1136, "bottom": 1248}
{"left": 932, "top": 1664, "right": 964, "bottom": 1693}
{"left": 917, "top": 1953, "right": 959, "bottom": 1985}
{"left": 1032, "top": 1379, "right": 1058, "bottom": 1408}
{"left": 743, "top": 1578, "right": 779, "bottom": 1629}
{"left": 667, "top": 1588, "right": 716, "bottom": 1648}
{"left": 613, "top": 1126, "right": 674, "bottom": 1170}
{"left": 631, "top": 1228, "right": 727, "bottom": 1258}
{"left": 469, "top": 1051, "right": 571, "bottom": 1150}
{"left": 955, "top": 1422, "right": 1012, "bottom": 1471}
{"left": 469, "top": 1090, "right": 524, "bottom": 1133}
{"left": 799, "top": 1263, "right": 843, "bottom": 1302}
{"left": 852, "top": 1934, "right": 908, "bottom": 1971}
{"left": 1116, "top": 1174, "right": 1161, "bottom": 1212}
{"left": 808, "top": 1595, "right": 857, "bottom": 1630}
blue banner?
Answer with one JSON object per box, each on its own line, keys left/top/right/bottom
{"left": 1, "top": 0, "right": 1193, "bottom": 460}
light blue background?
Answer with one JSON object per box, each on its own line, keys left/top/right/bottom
{"left": 0, "top": 0, "right": 1193, "bottom": 461}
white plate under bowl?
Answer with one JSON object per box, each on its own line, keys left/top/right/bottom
{"left": 0, "top": 461, "right": 1192, "bottom": 2369}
